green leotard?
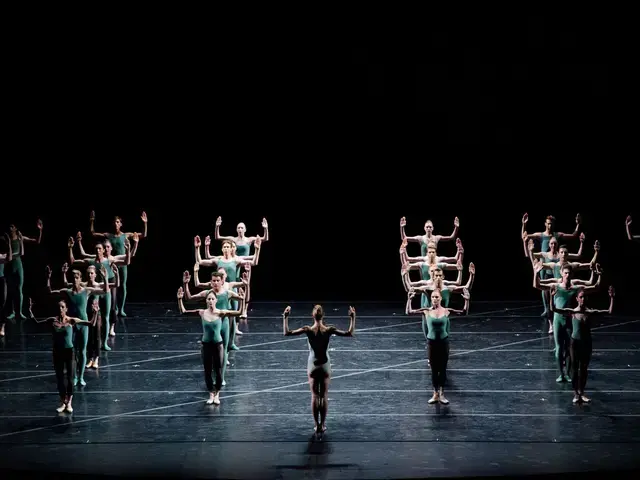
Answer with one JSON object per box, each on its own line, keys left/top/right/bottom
{"left": 420, "top": 264, "right": 431, "bottom": 282}
{"left": 66, "top": 288, "right": 89, "bottom": 384}
{"left": 218, "top": 258, "right": 238, "bottom": 282}
{"left": 419, "top": 236, "right": 438, "bottom": 257}
{"left": 422, "top": 312, "right": 450, "bottom": 340}
{"left": 235, "top": 242, "right": 250, "bottom": 257}
{"left": 201, "top": 314, "right": 223, "bottom": 343}
{"left": 552, "top": 284, "right": 577, "bottom": 377}
{"left": 53, "top": 323, "right": 74, "bottom": 349}
{"left": 209, "top": 289, "right": 231, "bottom": 383}
{"left": 7, "top": 238, "right": 25, "bottom": 319}
{"left": 420, "top": 263, "right": 448, "bottom": 308}
{"left": 106, "top": 233, "right": 128, "bottom": 316}
{"left": 571, "top": 313, "right": 591, "bottom": 341}
{"left": 540, "top": 232, "right": 558, "bottom": 253}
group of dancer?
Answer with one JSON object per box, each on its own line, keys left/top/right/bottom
{"left": 521, "top": 213, "right": 613, "bottom": 404}
{"left": 178, "top": 217, "right": 268, "bottom": 405}
{"left": 398, "top": 216, "right": 475, "bottom": 405}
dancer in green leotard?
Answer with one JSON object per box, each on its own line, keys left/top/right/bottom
{"left": 90, "top": 210, "right": 147, "bottom": 318}
{"left": 214, "top": 216, "right": 269, "bottom": 257}
{"left": 62, "top": 262, "right": 119, "bottom": 369}
{"left": 183, "top": 269, "right": 245, "bottom": 384}
{"left": 400, "top": 216, "right": 459, "bottom": 257}
{"left": 3, "top": 220, "right": 42, "bottom": 320}
{"left": 406, "top": 287, "right": 470, "bottom": 405}
{"left": 626, "top": 216, "right": 640, "bottom": 241}
{"left": 196, "top": 236, "right": 261, "bottom": 351}
{"left": 46, "top": 264, "right": 108, "bottom": 386}
{"left": 177, "top": 286, "right": 243, "bottom": 405}
{"left": 283, "top": 304, "right": 355, "bottom": 436}
{"left": 0, "top": 233, "right": 14, "bottom": 337}
{"left": 400, "top": 238, "right": 462, "bottom": 294}
{"left": 30, "top": 298, "right": 94, "bottom": 413}
{"left": 530, "top": 240, "right": 598, "bottom": 280}
{"left": 533, "top": 260, "right": 601, "bottom": 383}
{"left": 551, "top": 285, "right": 614, "bottom": 404}
{"left": 68, "top": 236, "right": 132, "bottom": 350}
{"left": 405, "top": 262, "right": 475, "bottom": 309}
{"left": 522, "top": 213, "right": 581, "bottom": 317}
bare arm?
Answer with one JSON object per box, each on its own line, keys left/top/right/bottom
{"left": 448, "top": 263, "right": 475, "bottom": 293}
{"left": 587, "top": 287, "right": 614, "bottom": 314}
{"left": 110, "top": 239, "right": 133, "bottom": 266}
{"left": 331, "top": 307, "right": 356, "bottom": 336}
{"left": 214, "top": 217, "right": 235, "bottom": 241}
{"left": 400, "top": 217, "right": 423, "bottom": 242}
{"left": 282, "top": 306, "right": 309, "bottom": 336}
{"left": 195, "top": 236, "right": 219, "bottom": 267}
{"left": 89, "top": 211, "right": 108, "bottom": 238}
{"left": 446, "top": 289, "right": 470, "bottom": 315}
{"left": 183, "top": 271, "right": 210, "bottom": 300}
{"left": 20, "top": 219, "right": 43, "bottom": 244}
{"left": 438, "top": 216, "right": 460, "bottom": 241}
{"left": 177, "top": 288, "right": 204, "bottom": 314}
{"left": 626, "top": 216, "right": 640, "bottom": 240}
{"left": 68, "top": 238, "right": 90, "bottom": 266}
{"left": 124, "top": 211, "right": 148, "bottom": 240}
{"left": 533, "top": 261, "right": 556, "bottom": 291}
{"left": 45, "top": 266, "right": 68, "bottom": 294}
{"left": 556, "top": 213, "right": 581, "bottom": 239}
{"left": 76, "top": 233, "right": 96, "bottom": 259}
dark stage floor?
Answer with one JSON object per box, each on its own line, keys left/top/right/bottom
{"left": 0, "top": 300, "right": 639, "bottom": 479}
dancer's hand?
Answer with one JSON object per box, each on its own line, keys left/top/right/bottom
{"left": 255, "top": 236, "right": 262, "bottom": 247}
{"left": 400, "top": 217, "right": 406, "bottom": 227}
{"left": 608, "top": 286, "right": 615, "bottom": 297}
{"left": 37, "top": 219, "right": 43, "bottom": 230}
{"left": 90, "top": 210, "right": 95, "bottom": 222}
{"left": 456, "top": 259, "right": 463, "bottom": 270}
{"left": 283, "top": 306, "right": 291, "bottom": 316}
{"left": 522, "top": 213, "right": 528, "bottom": 224}
{"left": 45, "top": 265, "right": 52, "bottom": 278}
{"left": 594, "top": 240, "right": 600, "bottom": 251}
{"left": 528, "top": 239, "right": 534, "bottom": 251}
{"left": 216, "top": 216, "right": 222, "bottom": 227}
{"left": 454, "top": 216, "right": 460, "bottom": 228}
{"left": 92, "top": 299, "right": 100, "bottom": 313}
{"left": 262, "top": 218, "right": 268, "bottom": 228}
{"left": 183, "top": 271, "right": 191, "bottom": 284}
{"left": 194, "top": 236, "right": 201, "bottom": 247}
{"left": 576, "top": 213, "right": 581, "bottom": 224}
{"left": 133, "top": 232, "right": 139, "bottom": 243}
{"left": 408, "top": 288, "right": 416, "bottom": 299}
{"left": 76, "top": 231, "right": 82, "bottom": 242}
{"left": 99, "top": 264, "right": 108, "bottom": 279}
{"left": 522, "top": 230, "right": 529, "bottom": 241}
{"left": 456, "top": 238, "right": 463, "bottom": 253}
{"left": 111, "top": 264, "right": 119, "bottom": 275}
{"left": 204, "top": 236, "right": 211, "bottom": 246}
{"left": 469, "top": 262, "right": 475, "bottom": 275}
{"left": 141, "top": 211, "right": 148, "bottom": 223}
{"left": 401, "top": 263, "right": 409, "bottom": 275}
{"left": 533, "top": 259, "right": 543, "bottom": 273}
{"left": 177, "top": 287, "right": 184, "bottom": 299}
{"left": 68, "top": 237, "right": 74, "bottom": 248}
{"left": 62, "top": 263, "right": 68, "bottom": 273}
{"left": 348, "top": 306, "right": 356, "bottom": 317}
{"left": 626, "top": 215, "right": 632, "bottom": 226}
{"left": 462, "top": 288, "right": 470, "bottom": 300}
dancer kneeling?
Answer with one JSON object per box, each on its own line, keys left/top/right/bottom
{"left": 406, "top": 287, "right": 469, "bottom": 405}
{"left": 283, "top": 304, "right": 355, "bottom": 436}
{"left": 177, "top": 287, "right": 243, "bottom": 405}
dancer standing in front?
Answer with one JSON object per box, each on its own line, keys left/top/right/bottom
{"left": 551, "top": 285, "right": 614, "bottom": 404}
{"left": 405, "top": 287, "right": 470, "bottom": 405}
{"left": 400, "top": 216, "right": 459, "bottom": 256}
{"left": 283, "top": 304, "right": 355, "bottom": 437}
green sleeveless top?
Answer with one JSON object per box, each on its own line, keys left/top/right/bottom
{"left": 424, "top": 311, "right": 450, "bottom": 340}
{"left": 89, "top": 258, "right": 114, "bottom": 282}
{"left": 235, "top": 242, "right": 250, "bottom": 256}
{"left": 571, "top": 313, "right": 591, "bottom": 340}
{"left": 419, "top": 236, "right": 437, "bottom": 257}
{"left": 107, "top": 233, "right": 126, "bottom": 256}
{"left": 214, "top": 290, "right": 230, "bottom": 310}
{"left": 53, "top": 323, "right": 74, "bottom": 349}
{"left": 541, "top": 232, "right": 558, "bottom": 253}
{"left": 66, "top": 288, "right": 89, "bottom": 322}
{"left": 11, "top": 239, "right": 21, "bottom": 258}
{"left": 218, "top": 258, "right": 237, "bottom": 282}
{"left": 201, "top": 313, "right": 223, "bottom": 343}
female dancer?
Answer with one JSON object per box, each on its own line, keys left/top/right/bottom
{"left": 194, "top": 263, "right": 251, "bottom": 320}
{"left": 89, "top": 210, "right": 147, "bottom": 317}
{"left": 405, "top": 287, "right": 470, "bottom": 405}
{"left": 177, "top": 286, "right": 243, "bottom": 405}
{"left": 68, "top": 236, "right": 132, "bottom": 349}
{"left": 400, "top": 238, "right": 462, "bottom": 283}
{"left": 62, "top": 262, "right": 120, "bottom": 368}
{"left": 2, "top": 219, "right": 43, "bottom": 320}
{"left": 214, "top": 216, "right": 269, "bottom": 256}
{"left": 283, "top": 304, "right": 356, "bottom": 436}
{"left": 46, "top": 264, "right": 108, "bottom": 386}
{"left": 626, "top": 216, "right": 640, "bottom": 241}
{"left": 196, "top": 235, "right": 261, "bottom": 350}
{"left": 404, "top": 262, "right": 475, "bottom": 308}
{"left": 551, "top": 285, "right": 614, "bottom": 404}
{"left": 0, "top": 233, "right": 15, "bottom": 337}
{"left": 400, "top": 216, "right": 459, "bottom": 257}
{"left": 30, "top": 298, "right": 95, "bottom": 413}
{"left": 182, "top": 269, "right": 244, "bottom": 382}
{"left": 528, "top": 239, "right": 599, "bottom": 279}
{"left": 533, "top": 260, "right": 601, "bottom": 383}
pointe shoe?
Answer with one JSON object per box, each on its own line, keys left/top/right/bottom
{"left": 428, "top": 391, "right": 439, "bottom": 404}
{"left": 438, "top": 389, "right": 449, "bottom": 405}
{"left": 109, "top": 328, "right": 115, "bottom": 337}
{"left": 56, "top": 402, "right": 66, "bottom": 413}
{"left": 65, "top": 403, "right": 73, "bottom": 413}
{"left": 93, "top": 359, "right": 99, "bottom": 368}
{"left": 206, "top": 394, "right": 215, "bottom": 405}
{"left": 87, "top": 360, "right": 94, "bottom": 369}
{"left": 580, "top": 394, "right": 591, "bottom": 403}
{"left": 572, "top": 394, "right": 580, "bottom": 404}
{"left": 213, "top": 392, "right": 220, "bottom": 405}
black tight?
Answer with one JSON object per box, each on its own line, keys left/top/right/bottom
{"left": 53, "top": 347, "right": 74, "bottom": 398}
{"left": 0, "top": 277, "right": 6, "bottom": 327}
{"left": 88, "top": 313, "right": 102, "bottom": 360}
{"left": 570, "top": 337, "right": 592, "bottom": 393}
{"left": 202, "top": 341, "right": 224, "bottom": 392}
{"left": 428, "top": 338, "right": 449, "bottom": 390}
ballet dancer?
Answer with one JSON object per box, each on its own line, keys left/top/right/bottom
{"left": 214, "top": 216, "right": 269, "bottom": 256}
{"left": 522, "top": 213, "right": 581, "bottom": 318}
{"left": 30, "top": 298, "right": 95, "bottom": 413}
{"left": 400, "top": 216, "right": 459, "bottom": 256}
{"left": 404, "top": 262, "right": 475, "bottom": 308}
{"left": 194, "top": 263, "right": 252, "bottom": 323}
{"left": 405, "top": 287, "right": 470, "bottom": 405}
{"left": 68, "top": 236, "right": 132, "bottom": 349}
{"left": 626, "top": 216, "right": 640, "bottom": 241}
{"left": 400, "top": 238, "right": 463, "bottom": 283}
{"left": 283, "top": 304, "right": 355, "bottom": 436}
{"left": 2, "top": 219, "right": 43, "bottom": 320}
{"left": 89, "top": 210, "right": 147, "bottom": 317}
{"left": 551, "top": 285, "right": 614, "bottom": 404}
{"left": 46, "top": 264, "right": 109, "bottom": 386}
{"left": 0, "top": 233, "right": 15, "bottom": 337}
{"left": 177, "top": 286, "right": 243, "bottom": 405}
{"left": 533, "top": 260, "right": 601, "bottom": 383}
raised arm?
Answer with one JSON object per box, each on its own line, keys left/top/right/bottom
{"left": 533, "top": 260, "right": 556, "bottom": 291}
{"left": 20, "top": 219, "right": 43, "bottom": 244}
{"left": 556, "top": 213, "right": 581, "bottom": 239}
{"left": 586, "top": 286, "right": 614, "bottom": 314}
{"left": 438, "top": 216, "right": 460, "bottom": 241}
{"left": 246, "top": 218, "right": 269, "bottom": 243}
{"left": 214, "top": 217, "right": 235, "bottom": 241}
{"left": 626, "top": 216, "right": 640, "bottom": 240}
{"left": 331, "top": 306, "right": 356, "bottom": 336}
{"left": 68, "top": 238, "right": 90, "bottom": 266}
{"left": 89, "top": 211, "right": 108, "bottom": 238}
{"left": 567, "top": 233, "right": 585, "bottom": 260}
{"left": 580, "top": 270, "right": 602, "bottom": 293}
{"left": 183, "top": 271, "right": 209, "bottom": 300}
{"left": 405, "top": 290, "right": 429, "bottom": 315}
{"left": 282, "top": 306, "right": 309, "bottom": 336}
{"left": 195, "top": 236, "right": 219, "bottom": 267}
{"left": 45, "top": 266, "right": 69, "bottom": 294}
{"left": 522, "top": 213, "right": 543, "bottom": 241}
{"left": 448, "top": 262, "right": 475, "bottom": 293}
{"left": 84, "top": 265, "right": 110, "bottom": 295}
{"left": 446, "top": 288, "right": 470, "bottom": 315}
{"left": 124, "top": 211, "right": 148, "bottom": 240}
{"left": 76, "top": 232, "right": 96, "bottom": 259}
{"left": 236, "top": 236, "right": 262, "bottom": 266}
{"left": 400, "top": 217, "right": 422, "bottom": 243}
{"left": 177, "top": 287, "right": 204, "bottom": 314}
{"left": 192, "top": 264, "right": 209, "bottom": 289}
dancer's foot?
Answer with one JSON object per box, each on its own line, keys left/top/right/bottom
{"left": 556, "top": 374, "right": 568, "bottom": 383}
{"left": 428, "top": 391, "right": 439, "bottom": 404}
{"left": 102, "top": 343, "right": 111, "bottom": 351}
{"left": 206, "top": 393, "right": 215, "bottom": 405}
{"left": 79, "top": 377, "right": 86, "bottom": 387}
{"left": 438, "top": 389, "right": 449, "bottom": 405}
{"left": 0, "top": 325, "right": 5, "bottom": 337}
{"left": 109, "top": 326, "right": 115, "bottom": 337}
{"left": 213, "top": 392, "right": 220, "bottom": 405}
{"left": 226, "top": 360, "right": 230, "bottom": 366}
{"left": 120, "top": 310, "right": 127, "bottom": 317}
{"left": 580, "top": 394, "right": 591, "bottom": 403}
{"left": 235, "top": 329, "right": 243, "bottom": 336}
{"left": 222, "top": 380, "right": 226, "bottom": 386}
{"left": 56, "top": 400, "right": 66, "bottom": 413}
{"left": 65, "top": 401, "right": 73, "bottom": 413}
{"left": 93, "top": 358, "right": 99, "bottom": 368}
{"left": 541, "top": 310, "right": 549, "bottom": 317}
{"left": 18, "top": 313, "right": 27, "bottom": 320}
{"left": 229, "top": 344, "right": 240, "bottom": 351}
{"left": 87, "top": 359, "right": 94, "bottom": 369}
{"left": 6, "top": 313, "right": 15, "bottom": 320}
{"left": 572, "top": 394, "right": 580, "bottom": 404}
{"left": 74, "top": 376, "right": 78, "bottom": 386}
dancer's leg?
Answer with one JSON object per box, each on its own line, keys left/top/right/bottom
{"left": 109, "top": 286, "right": 117, "bottom": 336}
{"left": 580, "top": 336, "right": 592, "bottom": 402}
{"left": 73, "top": 326, "right": 89, "bottom": 386}
{"left": 64, "top": 347, "right": 75, "bottom": 411}
{"left": 0, "top": 277, "right": 6, "bottom": 336}
{"left": 427, "top": 339, "right": 439, "bottom": 403}
{"left": 570, "top": 338, "right": 580, "bottom": 396}
{"left": 202, "top": 342, "right": 214, "bottom": 393}
{"left": 53, "top": 348, "right": 66, "bottom": 411}
{"left": 220, "top": 318, "right": 230, "bottom": 383}
{"left": 553, "top": 314, "right": 568, "bottom": 381}
{"left": 228, "top": 293, "right": 239, "bottom": 351}
{"left": 318, "top": 373, "right": 330, "bottom": 432}
{"left": 101, "top": 293, "right": 111, "bottom": 350}
{"left": 118, "top": 265, "right": 128, "bottom": 317}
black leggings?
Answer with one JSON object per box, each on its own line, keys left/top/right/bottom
{"left": 88, "top": 313, "right": 102, "bottom": 360}
{"left": 570, "top": 337, "right": 592, "bottom": 393}
{"left": 428, "top": 337, "right": 449, "bottom": 390}
{"left": 0, "top": 277, "right": 6, "bottom": 326}
{"left": 53, "top": 347, "right": 74, "bottom": 398}
{"left": 202, "top": 341, "right": 224, "bottom": 392}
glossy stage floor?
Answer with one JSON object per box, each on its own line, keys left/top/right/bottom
{"left": 0, "top": 300, "right": 639, "bottom": 479}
